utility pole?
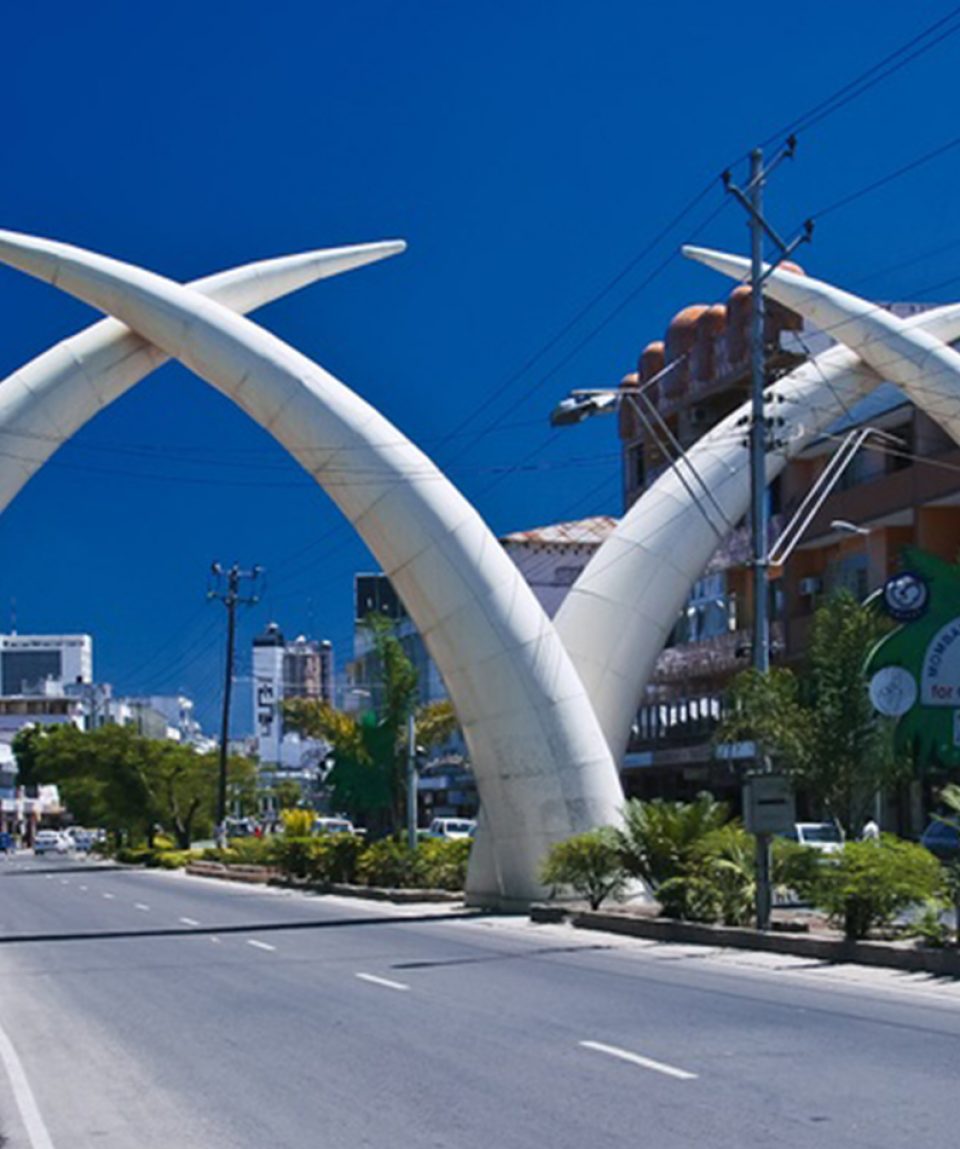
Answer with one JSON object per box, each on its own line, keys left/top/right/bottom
{"left": 723, "top": 140, "right": 812, "bottom": 929}
{"left": 209, "top": 563, "right": 261, "bottom": 846}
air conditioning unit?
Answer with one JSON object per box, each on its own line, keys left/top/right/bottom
{"left": 799, "top": 576, "right": 823, "bottom": 597}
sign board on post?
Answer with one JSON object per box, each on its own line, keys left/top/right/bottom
{"left": 743, "top": 772, "right": 795, "bottom": 835}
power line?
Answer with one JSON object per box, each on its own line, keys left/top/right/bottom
{"left": 763, "top": 6, "right": 960, "bottom": 145}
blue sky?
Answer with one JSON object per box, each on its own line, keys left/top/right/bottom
{"left": 1, "top": 0, "right": 959, "bottom": 731}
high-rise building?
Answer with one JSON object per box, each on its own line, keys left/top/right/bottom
{"left": 0, "top": 633, "right": 92, "bottom": 695}
{"left": 252, "top": 623, "right": 333, "bottom": 770}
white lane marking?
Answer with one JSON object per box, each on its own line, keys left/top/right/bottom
{"left": 247, "top": 940, "right": 276, "bottom": 952}
{"left": 179, "top": 917, "right": 200, "bottom": 927}
{"left": 355, "top": 973, "right": 410, "bottom": 992}
{"left": 210, "top": 937, "right": 221, "bottom": 944}
{"left": 0, "top": 1012, "right": 56, "bottom": 1149}
{"left": 44, "top": 875, "right": 53, "bottom": 881}
{"left": 134, "top": 903, "right": 150, "bottom": 912}
{"left": 579, "top": 1040, "right": 697, "bottom": 1081}
{"left": 59, "top": 879, "right": 69, "bottom": 885}
{"left": 78, "top": 885, "right": 88, "bottom": 892}
{"left": 102, "top": 892, "right": 114, "bottom": 900}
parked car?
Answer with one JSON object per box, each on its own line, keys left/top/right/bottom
{"left": 920, "top": 818, "right": 960, "bottom": 859}
{"left": 34, "top": 830, "right": 69, "bottom": 856}
{"left": 780, "top": 821, "right": 844, "bottom": 855}
{"left": 427, "top": 818, "right": 476, "bottom": 841}
{"left": 66, "top": 827, "right": 95, "bottom": 852}
{"left": 312, "top": 817, "right": 356, "bottom": 836}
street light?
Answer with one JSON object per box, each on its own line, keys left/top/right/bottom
{"left": 549, "top": 389, "right": 620, "bottom": 427}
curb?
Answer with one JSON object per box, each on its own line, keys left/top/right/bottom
{"left": 530, "top": 906, "right": 960, "bottom": 977}
{"left": 184, "top": 862, "right": 463, "bottom": 903}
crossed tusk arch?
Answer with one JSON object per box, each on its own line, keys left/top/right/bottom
{"left": 1, "top": 231, "right": 956, "bottom": 905}
{"left": 0, "top": 229, "right": 625, "bottom": 909}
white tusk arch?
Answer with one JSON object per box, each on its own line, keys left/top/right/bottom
{"left": 0, "top": 240, "right": 406, "bottom": 514}
{"left": 683, "top": 245, "right": 960, "bottom": 445}
{"left": 556, "top": 286, "right": 960, "bottom": 762}
{"left": 0, "top": 229, "right": 625, "bottom": 908}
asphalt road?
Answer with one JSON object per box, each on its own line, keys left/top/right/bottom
{"left": 0, "top": 853, "right": 958, "bottom": 1149}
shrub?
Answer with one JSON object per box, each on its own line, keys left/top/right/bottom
{"left": 694, "top": 824, "right": 755, "bottom": 926}
{"left": 539, "top": 828, "right": 627, "bottom": 910}
{"left": 656, "top": 875, "right": 722, "bottom": 923}
{"left": 906, "top": 901, "right": 951, "bottom": 948}
{"left": 319, "top": 833, "right": 364, "bottom": 884}
{"left": 420, "top": 838, "right": 471, "bottom": 891}
{"left": 225, "top": 837, "right": 275, "bottom": 865}
{"left": 280, "top": 808, "right": 314, "bottom": 837}
{"left": 616, "top": 794, "right": 731, "bottom": 889}
{"left": 272, "top": 836, "right": 318, "bottom": 879}
{"left": 357, "top": 837, "right": 429, "bottom": 889}
{"left": 813, "top": 835, "right": 945, "bottom": 941}
{"left": 155, "top": 849, "right": 198, "bottom": 870}
{"left": 116, "top": 846, "right": 159, "bottom": 866}
{"left": 772, "top": 838, "right": 824, "bottom": 904}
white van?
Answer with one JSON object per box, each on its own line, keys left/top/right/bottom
{"left": 427, "top": 818, "right": 476, "bottom": 841}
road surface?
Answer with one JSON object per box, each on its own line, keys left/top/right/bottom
{"left": 0, "top": 853, "right": 957, "bottom": 1148}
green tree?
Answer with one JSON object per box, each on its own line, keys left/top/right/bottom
{"left": 14, "top": 723, "right": 255, "bottom": 848}
{"left": 801, "top": 591, "right": 902, "bottom": 832}
{"left": 271, "top": 778, "right": 302, "bottom": 811}
{"left": 284, "top": 614, "right": 420, "bottom": 835}
{"left": 415, "top": 699, "right": 459, "bottom": 751}
{"left": 717, "top": 591, "right": 902, "bottom": 834}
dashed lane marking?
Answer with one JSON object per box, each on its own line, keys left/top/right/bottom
{"left": 355, "top": 973, "right": 410, "bottom": 992}
{"left": 247, "top": 940, "right": 276, "bottom": 952}
{"left": 579, "top": 1040, "right": 697, "bottom": 1080}
{"left": 179, "top": 917, "right": 200, "bottom": 927}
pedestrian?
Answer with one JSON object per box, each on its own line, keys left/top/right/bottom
{"left": 860, "top": 816, "right": 880, "bottom": 842}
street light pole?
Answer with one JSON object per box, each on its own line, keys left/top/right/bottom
{"left": 406, "top": 710, "right": 418, "bottom": 850}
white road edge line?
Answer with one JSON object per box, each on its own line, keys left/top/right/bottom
{"left": 579, "top": 1040, "right": 697, "bottom": 1081}
{"left": 179, "top": 917, "right": 200, "bottom": 927}
{"left": 0, "top": 1013, "right": 56, "bottom": 1149}
{"left": 355, "top": 972, "right": 410, "bottom": 992}
{"left": 247, "top": 940, "right": 276, "bottom": 952}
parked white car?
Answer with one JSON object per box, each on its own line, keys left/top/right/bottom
{"left": 427, "top": 818, "right": 476, "bottom": 841}
{"left": 34, "top": 830, "right": 70, "bottom": 856}
{"left": 312, "top": 817, "right": 357, "bottom": 836}
{"left": 784, "top": 822, "right": 844, "bottom": 855}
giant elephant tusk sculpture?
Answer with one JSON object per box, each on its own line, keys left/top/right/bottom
{"left": 554, "top": 287, "right": 960, "bottom": 764}
{"left": 682, "top": 245, "right": 960, "bottom": 446}
{"left": 0, "top": 240, "right": 406, "bottom": 513}
{"left": 0, "top": 229, "right": 625, "bottom": 908}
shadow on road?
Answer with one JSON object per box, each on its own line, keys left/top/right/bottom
{"left": 392, "top": 942, "right": 614, "bottom": 969}
{"left": 0, "top": 863, "right": 128, "bottom": 877}
{"left": 0, "top": 909, "right": 487, "bottom": 946}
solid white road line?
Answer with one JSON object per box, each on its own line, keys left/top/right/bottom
{"left": 579, "top": 1041, "right": 698, "bottom": 1081}
{"left": 355, "top": 973, "right": 410, "bottom": 992}
{"left": 178, "top": 917, "right": 200, "bottom": 927}
{"left": 0, "top": 1012, "right": 56, "bottom": 1149}
{"left": 247, "top": 940, "right": 276, "bottom": 952}
{"left": 134, "top": 903, "right": 150, "bottom": 912}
